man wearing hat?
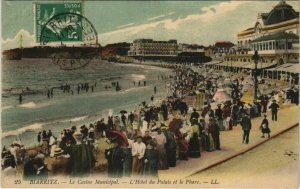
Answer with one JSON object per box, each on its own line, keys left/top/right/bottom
{"left": 231, "top": 101, "right": 239, "bottom": 126}
{"left": 128, "top": 112, "right": 134, "bottom": 126}
{"left": 155, "top": 128, "right": 168, "bottom": 170}
{"left": 190, "top": 108, "right": 200, "bottom": 120}
{"left": 160, "top": 101, "right": 168, "bottom": 121}
{"left": 131, "top": 135, "right": 146, "bottom": 176}
{"left": 240, "top": 113, "right": 252, "bottom": 144}
{"left": 269, "top": 100, "right": 279, "bottom": 121}
{"left": 215, "top": 104, "right": 224, "bottom": 131}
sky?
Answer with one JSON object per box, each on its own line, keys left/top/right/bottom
{"left": 1, "top": 0, "right": 299, "bottom": 50}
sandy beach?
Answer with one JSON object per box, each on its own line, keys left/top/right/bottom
{"left": 188, "top": 126, "right": 299, "bottom": 188}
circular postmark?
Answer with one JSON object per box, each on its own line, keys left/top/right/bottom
{"left": 40, "top": 12, "right": 100, "bottom": 70}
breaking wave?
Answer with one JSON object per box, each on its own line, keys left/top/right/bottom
{"left": 2, "top": 123, "right": 43, "bottom": 138}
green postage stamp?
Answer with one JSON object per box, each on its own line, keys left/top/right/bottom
{"left": 35, "top": 2, "right": 83, "bottom": 42}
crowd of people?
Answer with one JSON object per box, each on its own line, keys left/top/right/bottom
{"left": 2, "top": 64, "right": 299, "bottom": 179}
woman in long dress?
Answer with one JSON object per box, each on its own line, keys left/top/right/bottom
{"left": 188, "top": 119, "right": 201, "bottom": 158}
{"left": 143, "top": 141, "right": 159, "bottom": 177}
{"left": 260, "top": 114, "right": 271, "bottom": 138}
{"left": 123, "top": 136, "right": 133, "bottom": 177}
{"left": 207, "top": 119, "right": 216, "bottom": 152}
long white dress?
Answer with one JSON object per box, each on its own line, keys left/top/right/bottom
{"left": 141, "top": 120, "right": 148, "bottom": 136}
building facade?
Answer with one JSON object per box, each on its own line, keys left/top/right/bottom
{"left": 178, "top": 44, "right": 205, "bottom": 53}
{"left": 224, "top": 0, "right": 299, "bottom": 66}
{"left": 128, "top": 39, "right": 178, "bottom": 57}
{"left": 212, "top": 41, "right": 235, "bottom": 60}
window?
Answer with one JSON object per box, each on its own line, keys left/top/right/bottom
{"left": 287, "top": 42, "right": 292, "bottom": 49}
{"left": 260, "top": 43, "right": 262, "bottom": 50}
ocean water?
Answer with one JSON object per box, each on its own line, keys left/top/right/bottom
{"left": 1, "top": 59, "right": 173, "bottom": 147}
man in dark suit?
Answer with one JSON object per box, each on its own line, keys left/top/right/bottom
{"left": 240, "top": 113, "right": 252, "bottom": 144}
{"left": 190, "top": 108, "right": 200, "bottom": 122}
{"left": 269, "top": 100, "right": 279, "bottom": 121}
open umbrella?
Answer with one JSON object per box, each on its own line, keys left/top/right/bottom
{"left": 119, "top": 110, "right": 127, "bottom": 114}
{"left": 106, "top": 130, "right": 129, "bottom": 147}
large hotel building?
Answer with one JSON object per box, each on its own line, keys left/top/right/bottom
{"left": 206, "top": 1, "right": 299, "bottom": 78}
{"left": 128, "top": 39, "right": 178, "bottom": 57}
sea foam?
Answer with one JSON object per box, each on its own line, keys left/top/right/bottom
{"left": 2, "top": 123, "right": 43, "bottom": 138}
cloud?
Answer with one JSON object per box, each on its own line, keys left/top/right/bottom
{"left": 97, "top": 1, "right": 299, "bottom": 46}
{"left": 163, "top": 1, "right": 246, "bottom": 30}
{"left": 98, "top": 1, "right": 249, "bottom": 44}
{"left": 1, "top": 29, "right": 35, "bottom": 51}
{"left": 99, "top": 19, "right": 167, "bottom": 45}
{"left": 3, "top": 1, "right": 299, "bottom": 49}
{"left": 147, "top": 14, "right": 166, "bottom": 21}
{"left": 115, "top": 23, "right": 135, "bottom": 29}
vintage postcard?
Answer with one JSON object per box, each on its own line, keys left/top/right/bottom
{"left": 1, "top": 0, "right": 299, "bottom": 188}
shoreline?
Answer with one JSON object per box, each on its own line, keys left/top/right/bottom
{"left": 1, "top": 60, "right": 175, "bottom": 148}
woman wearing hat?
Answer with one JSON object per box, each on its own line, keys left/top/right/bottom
{"left": 105, "top": 138, "right": 126, "bottom": 178}
{"left": 69, "top": 132, "right": 95, "bottom": 177}
{"left": 164, "top": 128, "right": 177, "bottom": 167}
{"left": 2, "top": 150, "right": 16, "bottom": 178}
{"left": 188, "top": 118, "right": 201, "bottom": 158}
{"left": 176, "top": 132, "right": 189, "bottom": 160}
{"left": 260, "top": 115, "right": 270, "bottom": 138}
{"left": 23, "top": 150, "right": 39, "bottom": 180}
{"left": 143, "top": 140, "right": 159, "bottom": 177}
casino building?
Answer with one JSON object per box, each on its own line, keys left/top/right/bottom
{"left": 206, "top": 0, "right": 299, "bottom": 78}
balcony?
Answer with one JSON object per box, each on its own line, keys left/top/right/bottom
{"left": 248, "top": 49, "right": 299, "bottom": 55}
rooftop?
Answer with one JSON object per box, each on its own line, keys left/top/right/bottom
{"left": 133, "top": 39, "right": 177, "bottom": 44}
{"left": 239, "top": 1, "right": 299, "bottom": 35}
{"left": 260, "top": 1, "right": 298, "bottom": 26}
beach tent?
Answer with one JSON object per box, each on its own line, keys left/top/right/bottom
{"left": 242, "top": 83, "right": 253, "bottom": 93}
{"left": 242, "top": 75, "right": 254, "bottom": 85}
{"left": 213, "top": 89, "right": 232, "bottom": 103}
